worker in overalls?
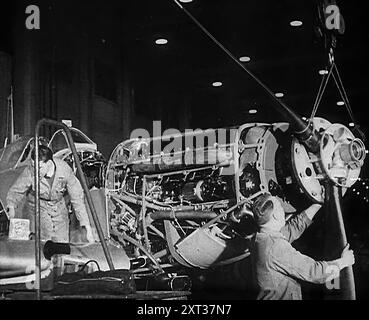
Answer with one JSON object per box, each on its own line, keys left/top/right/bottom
{"left": 5, "top": 145, "right": 94, "bottom": 243}
{"left": 251, "top": 193, "right": 355, "bottom": 300}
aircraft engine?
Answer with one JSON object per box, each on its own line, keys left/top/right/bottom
{"left": 104, "top": 118, "right": 363, "bottom": 270}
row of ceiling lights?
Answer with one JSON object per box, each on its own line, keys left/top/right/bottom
{"left": 301, "top": 116, "right": 355, "bottom": 127}
{"left": 154, "top": 12, "right": 354, "bottom": 126}
{"left": 155, "top": 14, "right": 302, "bottom": 116}
{"left": 155, "top": 41, "right": 349, "bottom": 120}
{"left": 211, "top": 56, "right": 251, "bottom": 88}
{"left": 154, "top": 9, "right": 303, "bottom": 90}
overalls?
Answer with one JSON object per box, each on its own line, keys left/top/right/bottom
{"left": 6, "top": 158, "right": 90, "bottom": 242}
{"left": 251, "top": 212, "right": 336, "bottom": 299}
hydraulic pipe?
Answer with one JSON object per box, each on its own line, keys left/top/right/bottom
{"left": 111, "top": 227, "right": 163, "bottom": 273}
{"left": 141, "top": 176, "right": 150, "bottom": 251}
{"left": 34, "top": 119, "right": 115, "bottom": 299}
{"left": 149, "top": 210, "right": 217, "bottom": 221}
{"left": 34, "top": 132, "right": 41, "bottom": 300}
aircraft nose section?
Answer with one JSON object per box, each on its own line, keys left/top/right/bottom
{"left": 320, "top": 123, "right": 366, "bottom": 188}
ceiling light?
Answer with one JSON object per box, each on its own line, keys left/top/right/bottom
{"left": 179, "top": 0, "right": 193, "bottom": 2}
{"left": 319, "top": 69, "right": 329, "bottom": 75}
{"left": 290, "top": 20, "right": 303, "bottom": 27}
{"left": 349, "top": 122, "right": 355, "bottom": 127}
{"left": 155, "top": 38, "right": 168, "bottom": 45}
{"left": 248, "top": 109, "right": 257, "bottom": 114}
{"left": 275, "top": 92, "right": 284, "bottom": 98}
{"left": 302, "top": 117, "right": 307, "bottom": 121}
{"left": 239, "top": 56, "right": 251, "bottom": 62}
{"left": 337, "top": 101, "right": 345, "bottom": 106}
{"left": 212, "top": 81, "right": 222, "bottom": 87}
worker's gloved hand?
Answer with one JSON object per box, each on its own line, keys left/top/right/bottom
{"left": 82, "top": 225, "right": 95, "bottom": 243}
{"left": 6, "top": 205, "right": 15, "bottom": 220}
{"left": 340, "top": 244, "right": 355, "bottom": 268}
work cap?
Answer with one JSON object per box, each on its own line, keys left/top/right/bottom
{"left": 252, "top": 193, "right": 274, "bottom": 226}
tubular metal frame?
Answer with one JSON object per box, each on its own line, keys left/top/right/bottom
{"left": 34, "top": 118, "right": 115, "bottom": 300}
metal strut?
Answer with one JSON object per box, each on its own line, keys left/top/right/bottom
{"left": 34, "top": 119, "right": 115, "bottom": 300}
{"left": 328, "top": 184, "right": 356, "bottom": 300}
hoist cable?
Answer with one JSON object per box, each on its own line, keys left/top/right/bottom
{"left": 309, "top": 63, "right": 335, "bottom": 123}
{"left": 171, "top": 0, "right": 309, "bottom": 133}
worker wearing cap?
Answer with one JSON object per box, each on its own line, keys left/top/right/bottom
{"left": 5, "top": 145, "right": 94, "bottom": 243}
{"left": 250, "top": 193, "right": 355, "bottom": 300}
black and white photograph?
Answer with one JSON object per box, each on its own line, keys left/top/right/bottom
{"left": 0, "top": 0, "right": 368, "bottom": 306}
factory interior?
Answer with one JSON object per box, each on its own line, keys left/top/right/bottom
{"left": 0, "top": 0, "right": 368, "bottom": 301}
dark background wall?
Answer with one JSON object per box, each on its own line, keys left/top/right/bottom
{"left": 4, "top": 1, "right": 130, "bottom": 157}
{"left": 1, "top": 0, "right": 192, "bottom": 157}
{"left": 1, "top": 0, "right": 368, "bottom": 159}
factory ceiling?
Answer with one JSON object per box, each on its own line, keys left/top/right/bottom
{"left": 1, "top": 0, "right": 368, "bottom": 130}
